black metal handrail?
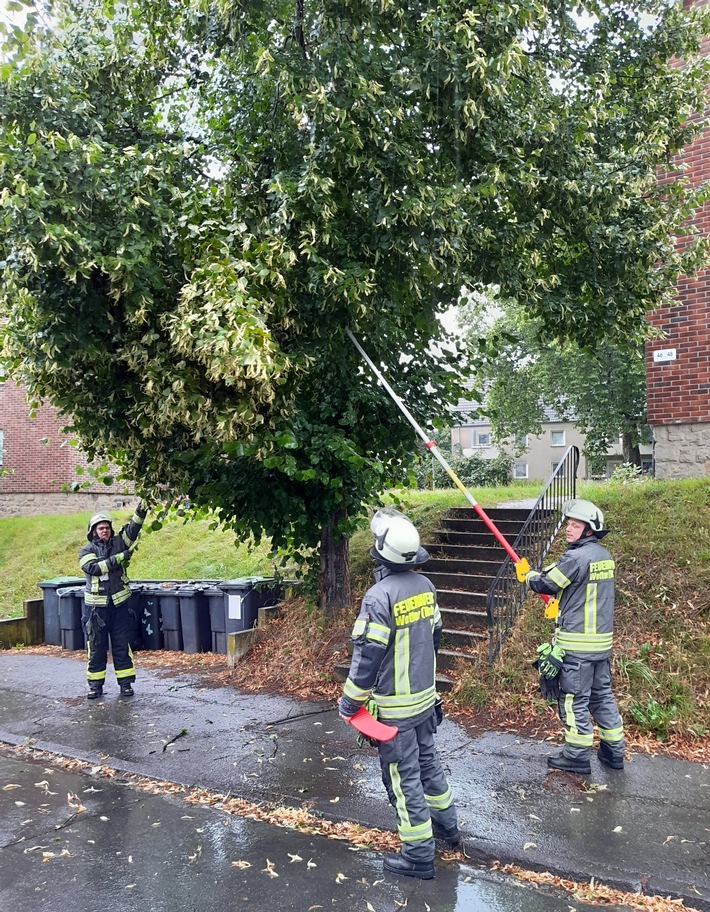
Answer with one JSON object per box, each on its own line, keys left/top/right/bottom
{"left": 486, "top": 445, "right": 580, "bottom": 663}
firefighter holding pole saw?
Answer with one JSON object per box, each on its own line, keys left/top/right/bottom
{"left": 339, "top": 507, "right": 459, "bottom": 880}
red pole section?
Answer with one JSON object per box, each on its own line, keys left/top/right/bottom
{"left": 346, "top": 329, "right": 555, "bottom": 610}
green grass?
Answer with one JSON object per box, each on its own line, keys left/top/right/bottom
{"left": 0, "top": 510, "right": 278, "bottom": 619}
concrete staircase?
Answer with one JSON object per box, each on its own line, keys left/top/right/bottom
{"left": 333, "top": 505, "right": 531, "bottom": 690}
{"left": 423, "top": 506, "right": 530, "bottom": 675}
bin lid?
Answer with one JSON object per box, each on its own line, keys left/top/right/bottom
{"left": 219, "top": 577, "right": 270, "bottom": 589}
{"left": 57, "top": 586, "right": 85, "bottom": 597}
{"left": 38, "top": 577, "right": 85, "bottom": 588}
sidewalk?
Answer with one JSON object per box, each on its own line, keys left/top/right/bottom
{"left": 0, "top": 653, "right": 708, "bottom": 910}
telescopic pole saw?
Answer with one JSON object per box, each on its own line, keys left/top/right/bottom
{"left": 345, "top": 329, "right": 557, "bottom": 616}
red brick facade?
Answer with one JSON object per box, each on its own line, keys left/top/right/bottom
{"left": 0, "top": 379, "right": 127, "bottom": 500}
{"left": 646, "top": 2, "right": 710, "bottom": 476}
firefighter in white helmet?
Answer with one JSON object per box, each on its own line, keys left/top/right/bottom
{"left": 521, "top": 499, "right": 625, "bottom": 775}
{"left": 79, "top": 503, "right": 148, "bottom": 700}
{"left": 339, "top": 508, "right": 459, "bottom": 879}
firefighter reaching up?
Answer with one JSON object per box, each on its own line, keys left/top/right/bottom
{"left": 79, "top": 502, "right": 148, "bottom": 700}
{"left": 520, "top": 498, "right": 626, "bottom": 775}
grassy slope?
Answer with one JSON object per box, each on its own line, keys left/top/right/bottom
{"left": 0, "top": 510, "right": 277, "bottom": 618}
{"left": 438, "top": 478, "right": 710, "bottom": 743}
{"left": 2, "top": 479, "right": 708, "bottom": 744}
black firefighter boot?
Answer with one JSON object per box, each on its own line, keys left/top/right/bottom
{"left": 383, "top": 853, "right": 435, "bottom": 880}
{"left": 597, "top": 741, "right": 624, "bottom": 769}
{"left": 120, "top": 683, "right": 134, "bottom": 698}
{"left": 547, "top": 752, "right": 591, "bottom": 775}
{"left": 432, "top": 820, "right": 461, "bottom": 849}
{"left": 87, "top": 682, "right": 103, "bottom": 700}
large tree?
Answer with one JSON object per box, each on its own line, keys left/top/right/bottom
{"left": 1, "top": 0, "right": 708, "bottom": 611}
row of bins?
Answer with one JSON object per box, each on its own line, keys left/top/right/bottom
{"left": 38, "top": 577, "right": 280, "bottom": 655}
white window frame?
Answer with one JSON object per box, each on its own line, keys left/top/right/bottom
{"left": 476, "top": 432, "right": 490, "bottom": 447}
{"left": 514, "top": 433, "right": 528, "bottom": 449}
{"left": 513, "top": 462, "right": 528, "bottom": 479}
{"left": 550, "top": 430, "right": 566, "bottom": 447}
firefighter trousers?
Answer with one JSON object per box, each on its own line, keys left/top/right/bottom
{"left": 82, "top": 598, "right": 136, "bottom": 684}
{"left": 557, "top": 655, "right": 625, "bottom": 762}
{"left": 378, "top": 712, "right": 457, "bottom": 863}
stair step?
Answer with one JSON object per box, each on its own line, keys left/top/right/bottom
{"left": 426, "top": 571, "right": 494, "bottom": 592}
{"left": 440, "top": 607, "right": 488, "bottom": 629}
{"left": 433, "top": 530, "right": 518, "bottom": 547}
{"left": 436, "top": 647, "right": 478, "bottom": 671}
{"left": 441, "top": 627, "right": 486, "bottom": 649}
{"left": 424, "top": 543, "right": 505, "bottom": 561}
{"left": 332, "top": 662, "right": 456, "bottom": 692}
{"left": 446, "top": 506, "right": 534, "bottom": 521}
{"left": 437, "top": 589, "right": 487, "bottom": 609}
{"left": 442, "top": 518, "right": 525, "bottom": 535}
{"left": 426, "top": 557, "right": 501, "bottom": 575}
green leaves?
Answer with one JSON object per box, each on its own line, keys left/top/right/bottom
{"left": 1, "top": 0, "right": 707, "bottom": 583}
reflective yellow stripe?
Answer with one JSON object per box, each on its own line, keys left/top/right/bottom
{"left": 351, "top": 619, "right": 390, "bottom": 646}
{"left": 79, "top": 553, "right": 96, "bottom": 569}
{"left": 86, "top": 670, "right": 106, "bottom": 681}
{"left": 547, "top": 566, "right": 571, "bottom": 589}
{"left": 585, "top": 583, "right": 597, "bottom": 634}
{"left": 425, "top": 786, "right": 453, "bottom": 810}
{"left": 343, "top": 678, "right": 370, "bottom": 702}
{"left": 564, "top": 693, "right": 576, "bottom": 732}
{"left": 598, "top": 726, "right": 624, "bottom": 742}
{"left": 556, "top": 631, "right": 613, "bottom": 652}
{"left": 84, "top": 594, "right": 108, "bottom": 607}
{"left": 375, "top": 686, "right": 436, "bottom": 720}
{"left": 366, "top": 622, "right": 391, "bottom": 646}
{"left": 116, "top": 645, "right": 135, "bottom": 679}
{"left": 389, "top": 762, "right": 410, "bottom": 831}
{"left": 394, "top": 628, "right": 411, "bottom": 698}
{"left": 398, "top": 819, "right": 433, "bottom": 842}
{"left": 565, "top": 730, "right": 594, "bottom": 747}
{"left": 112, "top": 587, "right": 132, "bottom": 606}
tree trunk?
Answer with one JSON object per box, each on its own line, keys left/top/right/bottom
{"left": 621, "top": 431, "right": 641, "bottom": 467}
{"left": 319, "top": 509, "right": 352, "bottom": 618}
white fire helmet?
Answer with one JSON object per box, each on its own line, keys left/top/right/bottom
{"left": 370, "top": 508, "right": 427, "bottom": 566}
{"left": 87, "top": 512, "right": 113, "bottom": 539}
{"left": 562, "top": 499, "right": 604, "bottom": 533}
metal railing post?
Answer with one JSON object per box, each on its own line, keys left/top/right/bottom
{"left": 486, "top": 445, "right": 580, "bottom": 663}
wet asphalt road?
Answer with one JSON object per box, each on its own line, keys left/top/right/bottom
{"left": 0, "top": 753, "right": 632, "bottom": 912}
{"left": 0, "top": 653, "right": 708, "bottom": 910}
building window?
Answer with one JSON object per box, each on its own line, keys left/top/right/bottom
{"left": 551, "top": 461, "right": 566, "bottom": 477}
{"left": 515, "top": 433, "right": 528, "bottom": 449}
{"left": 550, "top": 430, "right": 565, "bottom": 447}
{"left": 477, "top": 432, "right": 490, "bottom": 447}
{"left": 514, "top": 462, "right": 528, "bottom": 479}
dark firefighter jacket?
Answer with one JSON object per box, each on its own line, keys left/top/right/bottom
{"left": 79, "top": 505, "right": 147, "bottom": 607}
{"left": 527, "top": 534, "right": 616, "bottom": 659}
{"left": 341, "top": 564, "right": 442, "bottom": 724}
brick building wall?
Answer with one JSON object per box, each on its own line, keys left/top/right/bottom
{"left": 0, "top": 379, "right": 133, "bottom": 518}
{"left": 646, "top": 0, "right": 710, "bottom": 479}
